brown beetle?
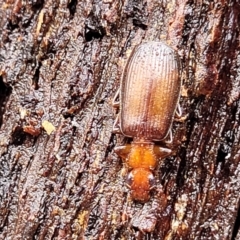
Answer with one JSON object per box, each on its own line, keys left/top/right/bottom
{"left": 113, "top": 41, "right": 181, "bottom": 202}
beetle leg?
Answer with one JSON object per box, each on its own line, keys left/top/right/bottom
{"left": 114, "top": 144, "right": 131, "bottom": 160}
{"left": 164, "top": 129, "right": 173, "bottom": 144}
{"left": 175, "top": 102, "right": 182, "bottom": 118}
{"left": 153, "top": 146, "right": 172, "bottom": 159}
{"left": 112, "top": 88, "right": 120, "bottom": 108}
{"left": 112, "top": 114, "right": 122, "bottom": 134}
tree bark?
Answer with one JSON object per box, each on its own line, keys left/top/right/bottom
{"left": 0, "top": 0, "right": 239, "bottom": 239}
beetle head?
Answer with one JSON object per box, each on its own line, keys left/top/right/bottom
{"left": 127, "top": 168, "right": 154, "bottom": 202}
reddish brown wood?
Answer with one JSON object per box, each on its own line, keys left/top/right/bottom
{"left": 0, "top": 0, "right": 239, "bottom": 239}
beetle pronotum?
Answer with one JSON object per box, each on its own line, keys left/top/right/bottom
{"left": 113, "top": 41, "right": 181, "bottom": 202}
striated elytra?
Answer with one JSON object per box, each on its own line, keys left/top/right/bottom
{"left": 113, "top": 41, "right": 181, "bottom": 202}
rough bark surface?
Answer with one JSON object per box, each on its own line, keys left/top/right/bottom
{"left": 0, "top": 0, "right": 239, "bottom": 239}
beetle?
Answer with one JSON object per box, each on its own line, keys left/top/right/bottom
{"left": 113, "top": 41, "right": 181, "bottom": 202}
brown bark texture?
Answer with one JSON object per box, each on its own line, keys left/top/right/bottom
{"left": 0, "top": 0, "right": 239, "bottom": 239}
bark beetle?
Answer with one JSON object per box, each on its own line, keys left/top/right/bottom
{"left": 0, "top": 0, "right": 239, "bottom": 239}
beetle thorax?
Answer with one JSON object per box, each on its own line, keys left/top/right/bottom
{"left": 126, "top": 140, "right": 157, "bottom": 170}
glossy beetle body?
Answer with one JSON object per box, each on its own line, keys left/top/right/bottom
{"left": 120, "top": 42, "right": 180, "bottom": 140}
{"left": 113, "top": 41, "right": 181, "bottom": 202}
